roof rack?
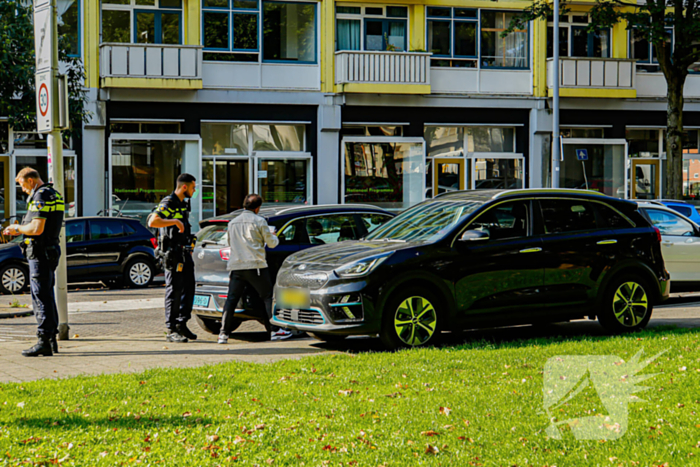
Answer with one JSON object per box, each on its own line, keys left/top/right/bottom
{"left": 493, "top": 188, "right": 609, "bottom": 199}
{"left": 273, "top": 203, "right": 385, "bottom": 215}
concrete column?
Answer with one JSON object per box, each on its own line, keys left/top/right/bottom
{"left": 529, "top": 106, "right": 552, "bottom": 189}
{"left": 316, "top": 96, "right": 341, "bottom": 204}
{"left": 81, "top": 88, "right": 106, "bottom": 216}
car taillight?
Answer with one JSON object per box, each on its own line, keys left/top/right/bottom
{"left": 220, "top": 248, "right": 230, "bottom": 261}
{"left": 149, "top": 237, "right": 158, "bottom": 249}
{"left": 653, "top": 227, "right": 662, "bottom": 243}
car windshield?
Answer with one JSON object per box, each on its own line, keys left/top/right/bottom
{"left": 366, "top": 200, "right": 483, "bottom": 242}
{"left": 197, "top": 224, "right": 228, "bottom": 246}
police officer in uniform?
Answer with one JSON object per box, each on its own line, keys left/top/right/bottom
{"left": 3, "top": 168, "right": 64, "bottom": 357}
{"left": 148, "top": 173, "right": 198, "bottom": 343}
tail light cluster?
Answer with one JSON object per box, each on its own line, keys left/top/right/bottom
{"left": 653, "top": 227, "right": 662, "bottom": 243}
{"left": 220, "top": 247, "right": 231, "bottom": 261}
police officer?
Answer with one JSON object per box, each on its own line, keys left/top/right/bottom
{"left": 3, "top": 168, "right": 64, "bottom": 357}
{"left": 148, "top": 173, "right": 197, "bottom": 343}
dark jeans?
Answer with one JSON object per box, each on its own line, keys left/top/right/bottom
{"left": 221, "top": 268, "right": 278, "bottom": 335}
{"left": 29, "top": 256, "right": 59, "bottom": 338}
{"left": 164, "top": 253, "right": 195, "bottom": 331}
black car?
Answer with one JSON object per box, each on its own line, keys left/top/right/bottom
{"left": 191, "top": 204, "right": 395, "bottom": 335}
{"left": 272, "top": 189, "right": 671, "bottom": 349}
{"left": 0, "top": 217, "right": 159, "bottom": 294}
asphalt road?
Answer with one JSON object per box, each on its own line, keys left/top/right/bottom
{"left": 1, "top": 283, "right": 700, "bottom": 349}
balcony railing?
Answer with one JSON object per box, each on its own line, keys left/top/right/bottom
{"left": 100, "top": 43, "right": 203, "bottom": 81}
{"left": 335, "top": 51, "right": 431, "bottom": 86}
{"left": 547, "top": 57, "right": 636, "bottom": 89}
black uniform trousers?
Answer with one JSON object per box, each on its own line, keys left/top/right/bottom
{"left": 164, "top": 253, "right": 195, "bottom": 331}
{"left": 29, "top": 252, "right": 60, "bottom": 338}
{"left": 221, "top": 268, "right": 279, "bottom": 335}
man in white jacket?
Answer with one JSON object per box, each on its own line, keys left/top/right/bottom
{"left": 219, "top": 194, "right": 291, "bottom": 342}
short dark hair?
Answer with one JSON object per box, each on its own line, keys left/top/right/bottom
{"left": 243, "top": 194, "right": 263, "bottom": 211}
{"left": 176, "top": 173, "right": 196, "bottom": 187}
{"left": 16, "top": 167, "right": 41, "bottom": 181}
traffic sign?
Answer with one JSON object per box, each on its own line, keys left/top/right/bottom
{"left": 36, "top": 71, "right": 53, "bottom": 133}
{"left": 576, "top": 149, "right": 588, "bottom": 161}
{"left": 33, "top": 4, "right": 53, "bottom": 72}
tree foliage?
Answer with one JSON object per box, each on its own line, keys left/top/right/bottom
{"left": 0, "top": 0, "right": 88, "bottom": 140}
{"left": 507, "top": 0, "right": 700, "bottom": 198}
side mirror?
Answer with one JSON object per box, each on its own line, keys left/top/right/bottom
{"left": 459, "top": 229, "right": 490, "bottom": 242}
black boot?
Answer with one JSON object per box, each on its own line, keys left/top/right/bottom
{"left": 51, "top": 335, "right": 58, "bottom": 353}
{"left": 22, "top": 337, "right": 53, "bottom": 357}
{"left": 177, "top": 323, "right": 197, "bottom": 341}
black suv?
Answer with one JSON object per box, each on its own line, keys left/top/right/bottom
{"left": 272, "top": 190, "right": 671, "bottom": 348}
{"left": 192, "top": 204, "right": 394, "bottom": 335}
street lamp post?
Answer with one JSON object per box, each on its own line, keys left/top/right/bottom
{"left": 552, "top": 0, "right": 561, "bottom": 188}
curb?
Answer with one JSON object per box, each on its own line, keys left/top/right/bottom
{"left": 0, "top": 309, "right": 33, "bottom": 319}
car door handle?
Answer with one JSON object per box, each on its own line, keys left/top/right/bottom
{"left": 118, "top": 243, "right": 129, "bottom": 248}
{"left": 519, "top": 247, "right": 542, "bottom": 254}
{"left": 75, "top": 247, "right": 87, "bottom": 252}
{"left": 597, "top": 239, "right": 618, "bottom": 245}
{"left": 661, "top": 240, "right": 673, "bottom": 246}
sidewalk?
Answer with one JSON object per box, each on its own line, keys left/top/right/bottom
{"left": 0, "top": 334, "right": 334, "bottom": 383}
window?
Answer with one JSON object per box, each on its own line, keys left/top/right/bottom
{"left": 58, "top": 0, "right": 80, "bottom": 57}
{"left": 425, "top": 126, "right": 464, "bottom": 158}
{"left": 253, "top": 124, "right": 304, "bottom": 151}
{"left": 667, "top": 205, "right": 693, "bottom": 218}
{"left": 336, "top": 4, "right": 408, "bottom": 52}
{"left": 480, "top": 11, "right": 528, "bottom": 68}
{"left": 359, "top": 213, "right": 393, "bottom": 234}
{"left": 467, "top": 127, "right": 515, "bottom": 152}
{"left": 629, "top": 25, "right": 672, "bottom": 73}
{"left": 547, "top": 14, "right": 610, "bottom": 59}
{"left": 101, "top": 0, "right": 182, "bottom": 44}
{"left": 278, "top": 219, "right": 305, "bottom": 244}
{"left": 66, "top": 221, "right": 86, "bottom": 243}
{"left": 343, "top": 140, "right": 424, "bottom": 210}
{"left": 469, "top": 201, "right": 529, "bottom": 241}
{"left": 539, "top": 199, "right": 598, "bottom": 234}
{"left": 595, "top": 204, "right": 632, "bottom": 229}
{"left": 645, "top": 209, "right": 694, "bottom": 236}
{"left": 110, "top": 121, "right": 181, "bottom": 134}
{"left": 89, "top": 220, "right": 127, "bottom": 240}
{"left": 197, "top": 223, "right": 229, "bottom": 245}
{"left": 305, "top": 214, "right": 360, "bottom": 244}
{"left": 473, "top": 159, "right": 523, "bottom": 189}
{"left": 258, "top": 158, "right": 309, "bottom": 204}
{"left": 342, "top": 125, "right": 403, "bottom": 136}
{"left": 561, "top": 128, "right": 605, "bottom": 138}
{"left": 627, "top": 129, "right": 661, "bottom": 158}
{"left": 427, "top": 7, "right": 477, "bottom": 68}
{"left": 202, "top": 0, "right": 259, "bottom": 62}
{"left": 262, "top": 2, "right": 316, "bottom": 62}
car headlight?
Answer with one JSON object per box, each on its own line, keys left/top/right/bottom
{"left": 335, "top": 253, "right": 392, "bottom": 278}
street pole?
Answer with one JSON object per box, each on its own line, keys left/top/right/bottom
{"left": 552, "top": 0, "right": 561, "bottom": 188}
{"left": 47, "top": 0, "right": 69, "bottom": 340}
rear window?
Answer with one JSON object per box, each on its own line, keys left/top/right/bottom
{"left": 540, "top": 199, "right": 597, "bottom": 234}
{"left": 667, "top": 205, "right": 693, "bottom": 218}
{"left": 595, "top": 204, "right": 633, "bottom": 229}
{"left": 197, "top": 223, "right": 228, "bottom": 245}
{"left": 89, "top": 220, "right": 126, "bottom": 240}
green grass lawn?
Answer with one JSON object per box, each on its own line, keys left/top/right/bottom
{"left": 1, "top": 327, "right": 699, "bottom": 466}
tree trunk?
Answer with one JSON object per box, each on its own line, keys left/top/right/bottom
{"left": 665, "top": 75, "right": 685, "bottom": 199}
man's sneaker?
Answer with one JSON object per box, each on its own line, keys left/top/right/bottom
{"left": 166, "top": 331, "right": 188, "bottom": 343}
{"left": 177, "top": 324, "right": 198, "bottom": 341}
{"left": 271, "top": 329, "right": 293, "bottom": 341}
{"left": 217, "top": 334, "right": 228, "bottom": 344}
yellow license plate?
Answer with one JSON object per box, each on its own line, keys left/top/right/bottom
{"left": 278, "top": 288, "right": 310, "bottom": 310}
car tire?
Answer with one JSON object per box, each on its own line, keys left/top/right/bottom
{"left": 124, "top": 258, "right": 155, "bottom": 289}
{"left": 308, "top": 332, "right": 346, "bottom": 342}
{"left": 380, "top": 287, "right": 443, "bottom": 350}
{"left": 0, "top": 263, "right": 29, "bottom": 295}
{"left": 598, "top": 274, "right": 653, "bottom": 333}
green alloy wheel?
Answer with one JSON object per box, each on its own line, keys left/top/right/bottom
{"left": 380, "top": 288, "right": 442, "bottom": 349}
{"left": 599, "top": 274, "right": 653, "bottom": 333}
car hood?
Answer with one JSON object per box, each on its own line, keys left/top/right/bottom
{"left": 284, "top": 240, "right": 420, "bottom": 270}
{"left": 0, "top": 242, "right": 20, "bottom": 253}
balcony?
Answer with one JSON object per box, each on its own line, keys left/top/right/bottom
{"left": 546, "top": 57, "right": 637, "bottom": 98}
{"left": 100, "top": 43, "right": 203, "bottom": 90}
{"left": 335, "top": 51, "right": 431, "bottom": 94}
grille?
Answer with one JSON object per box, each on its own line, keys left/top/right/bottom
{"left": 277, "top": 270, "right": 328, "bottom": 289}
{"left": 276, "top": 308, "right": 324, "bottom": 325}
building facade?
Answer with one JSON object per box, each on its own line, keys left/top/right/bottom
{"left": 5, "top": 0, "right": 700, "bottom": 226}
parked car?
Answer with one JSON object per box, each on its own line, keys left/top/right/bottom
{"left": 637, "top": 201, "right": 700, "bottom": 284}
{"left": 0, "top": 217, "right": 159, "bottom": 294}
{"left": 650, "top": 199, "right": 700, "bottom": 225}
{"left": 272, "top": 189, "right": 670, "bottom": 349}
{"left": 191, "top": 204, "right": 395, "bottom": 335}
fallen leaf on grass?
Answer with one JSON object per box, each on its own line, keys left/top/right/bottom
{"left": 439, "top": 407, "right": 451, "bottom": 416}
{"left": 207, "top": 435, "right": 219, "bottom": 442}
{"left": 425, "top": 444, "right": 440, "bottom": 455}
{"left": 421, "top": 430, "right": 440, "bottom": 437}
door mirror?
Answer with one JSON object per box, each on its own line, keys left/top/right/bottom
{"left": 459, "top": 229, "right": 490, "bottom": 242}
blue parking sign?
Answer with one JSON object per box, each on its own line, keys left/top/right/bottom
{"left": 576, "top": 149, "right": 588, "bottom": 161}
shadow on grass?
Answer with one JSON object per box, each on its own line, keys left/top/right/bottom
{"left": 6, "top": 414, "right": 216, "bottom": 431}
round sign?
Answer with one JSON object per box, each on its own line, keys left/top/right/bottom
{"left": 38, "top": 83, "right": 49, "bottom": 117}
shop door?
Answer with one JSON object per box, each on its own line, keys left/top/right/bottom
{"left": 630, "top": 159, "right": 660, "bottom": 200}
{"left": 433, "top": 158, "right": 465, "bottom": 195}
{"left": 215, "top": 159, "right": 250, "bottom": 216}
